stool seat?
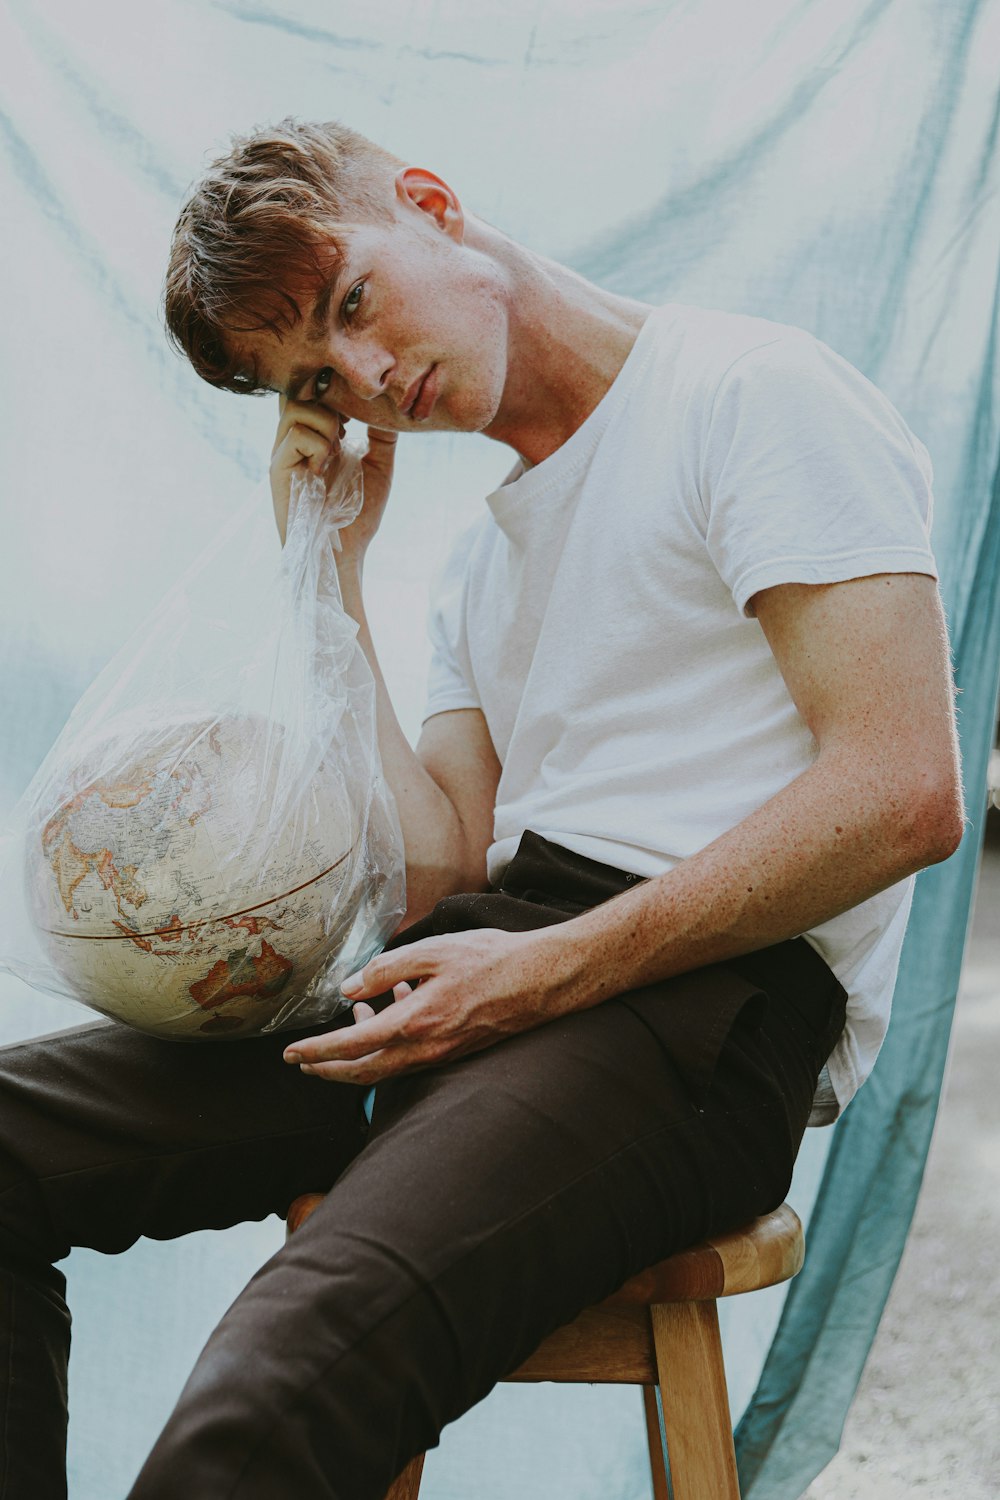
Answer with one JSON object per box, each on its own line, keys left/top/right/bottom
{"left": 591, "top": 1200, "right": 803, "bottom": 1304}
{"left": 506, "top": 1202, "right": 803, "bottom": 1389}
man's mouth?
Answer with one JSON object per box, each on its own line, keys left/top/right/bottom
{"left": 402, "top": 365, "right": 439, "bottom": 422}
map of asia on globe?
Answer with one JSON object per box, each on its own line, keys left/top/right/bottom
{"left": 26, "top": 713, "right": 363, "bottom": 1038}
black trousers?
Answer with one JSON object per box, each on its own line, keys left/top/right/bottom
{"left": 0, "top": 832, "right": 846, "bottom": 1499}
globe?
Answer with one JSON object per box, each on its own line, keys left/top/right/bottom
{"left": 26, "top": 712, "right": 363, "bottom": 1038}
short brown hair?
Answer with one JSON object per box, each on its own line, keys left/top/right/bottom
{"left": 164, "top": 119, "right": 404, "bottom": 394}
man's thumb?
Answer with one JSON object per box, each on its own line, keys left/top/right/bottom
{"left": 364, "top": 425, "right": 398, "bottom": 476}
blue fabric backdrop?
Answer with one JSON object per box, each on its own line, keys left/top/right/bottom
{"left": 1, "top": 3, "right": 997, "bottom": 1496}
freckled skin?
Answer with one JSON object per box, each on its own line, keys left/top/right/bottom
{"left": 256, "top": 169, "right": 650, "bottom": 467}
{"left": 251, "top": 168, "right": 965, "bottom": 1085}
{"left": 258, "top": 221, "right": 510, "bottom": 439}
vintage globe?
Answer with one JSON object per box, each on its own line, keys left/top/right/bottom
{"left": 26, "top": 713, "right": 362, "bottom": 1037}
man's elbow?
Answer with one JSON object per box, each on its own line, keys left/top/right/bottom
{"left": 896, "top": 769, "right": 966, "bottom": 870}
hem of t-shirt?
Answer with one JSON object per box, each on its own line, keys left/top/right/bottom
{"left": 811, "top": 1044, "right": 859, "bottom": 1126}
{"left": 421, "top": 691, "right": 482, "bottom": 724}
{"left": 733, "top": 546, "right": 938, "bottom": 617}
{"left": 806, "top": 1063, "right": 840, "bottom": 1126}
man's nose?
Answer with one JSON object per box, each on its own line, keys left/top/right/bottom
{"left": 340, "top": 341, "right": 394, "bottom": 401}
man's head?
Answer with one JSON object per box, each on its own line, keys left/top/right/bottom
{"left": 164, "top": 119, "right": 404, "bottom": 394}
{"left": 164, "top": 119, "right": 512, "bottom": 435}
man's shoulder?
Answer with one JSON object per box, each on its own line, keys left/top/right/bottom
{"left": 648, "top": 301, "right": 816, "bottom": 379}
{"left": 646, "top": 304, "right": 900, "bottom": 445}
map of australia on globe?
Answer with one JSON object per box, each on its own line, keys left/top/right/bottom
{"left": 26, "top": 713, "right": 362, "bottom": 1037}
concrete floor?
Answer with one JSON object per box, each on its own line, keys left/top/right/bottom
{"left": 802, "top": 812, "right": 1000, "bottom": 1498}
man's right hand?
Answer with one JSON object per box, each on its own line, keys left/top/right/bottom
{"left": 269, "top": 396, "right": 398, "bottom": 563}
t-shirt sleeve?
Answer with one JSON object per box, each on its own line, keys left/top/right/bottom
{"left": 423, "top": 522, "right": 483, "bottom": 722}
{"left": 700, "top": 332, "right": 938, "bottom": 617}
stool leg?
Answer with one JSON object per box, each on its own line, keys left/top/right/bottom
{"left": 642, "top": 1385, "right": 671, "bottom": 1500}
{"left": 651, "top": 1301, "right": 740, "bottom": 1500}
{"left": 384, "top": 1452, "right": 425, "bottom": 1500}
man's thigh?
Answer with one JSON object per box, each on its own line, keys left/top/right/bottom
{"left": 350, "top": 963, "right": 812, "bottom": 1363}
{"left": 0, "top": 1015, "right": 370, "bottom": 1261}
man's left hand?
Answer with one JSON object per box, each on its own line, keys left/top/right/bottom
{"left": 283, "top": 928, "right": 578, "bottom": 1083}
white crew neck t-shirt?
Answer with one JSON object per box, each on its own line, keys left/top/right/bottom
{"left": 424, "top": 303, "right": 938, "bottom": 1120}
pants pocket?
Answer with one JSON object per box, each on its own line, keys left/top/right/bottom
{"left": 728, "top": 940, "right": 848, "bottom": 1071}
{"left": 619, "top": 964, "right": 769, "bottom": 1111}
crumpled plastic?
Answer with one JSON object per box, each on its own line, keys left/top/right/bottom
{"left": 0, "top": 444, "right": 405, "bottom": 1039}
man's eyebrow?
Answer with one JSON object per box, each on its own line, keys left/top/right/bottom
{"left": 285, "top": 364, "right": 318, "bottom": 402}
{"left": 309, "top": 263, "right": 343, "bottom": 337}
{"left": 279, "top": 264, "right": 345, "bottom": 400}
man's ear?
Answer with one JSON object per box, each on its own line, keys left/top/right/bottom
{"left": 394, "top": 167, "right": 465, "bottom": 241}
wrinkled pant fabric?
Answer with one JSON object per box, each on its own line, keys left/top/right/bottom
{"left": 0, "top": 833, "right": 845, "bottom": 1500}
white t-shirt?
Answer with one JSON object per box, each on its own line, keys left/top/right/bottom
{"left": 424, "top": 303, "right": 938, "bottom": 1120}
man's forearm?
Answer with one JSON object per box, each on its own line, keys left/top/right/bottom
{"left": 535, "top": 743, "right": 964, "bottom": 1008}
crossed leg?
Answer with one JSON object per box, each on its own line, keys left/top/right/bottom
{"left": 127, "top": 969, "right": 820, "bottom": 1500}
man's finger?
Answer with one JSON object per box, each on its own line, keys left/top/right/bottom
{"left": 340, "top": 939, "right": 439, "bottom": 999}
{"left": 298, "top": 1045, "right": 422, "bottom": 1085}
{"left": 298, "top": 1045, "right": 398, "bottom": 1084}
{"left": 362, "top": 426, "right": 398, "bottom": 479}
{"left": 284, "top": 998, "right": 418, "bottom": 1065}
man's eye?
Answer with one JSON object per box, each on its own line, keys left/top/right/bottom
{"left": 344, "top": 282, "right": 365, "bottom": 318}
{"left": 314, "top": 367, "right": 334, "bottom": 400}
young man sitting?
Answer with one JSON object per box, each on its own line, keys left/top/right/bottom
{"left": 0, "top": 119, "right": 963, "bottom": 1499}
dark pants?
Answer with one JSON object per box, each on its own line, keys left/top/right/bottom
{"left": 0, "top": 832, "right": 846, "bottom": 1499}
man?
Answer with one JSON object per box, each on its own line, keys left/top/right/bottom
{"left": 0, "top": 118, "right": 962, "bottom": 1498}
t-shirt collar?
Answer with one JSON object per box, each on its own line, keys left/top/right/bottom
{"left": 485, "top": 306, "right": 666, "bottom": 532}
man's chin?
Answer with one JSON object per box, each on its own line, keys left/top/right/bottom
{"left": 459, "top": 387, "right": 507, "bottom": 438}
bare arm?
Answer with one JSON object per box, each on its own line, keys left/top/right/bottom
{"left": 287, "top": 572, "right": 964, "bottom": 1082}
{"left": 508, "top": 572, "right": 964, "bottom": 994}
{"left": 270, "top": 400, "right": 500, "bottom": 926}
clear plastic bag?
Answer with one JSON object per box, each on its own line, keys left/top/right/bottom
{"left": 0, "top": 445, "right": 405, "bottom": 1039}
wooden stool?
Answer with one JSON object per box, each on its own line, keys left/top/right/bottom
{"left": 285, "top": 1196, "right": 804, "bottom": 1500}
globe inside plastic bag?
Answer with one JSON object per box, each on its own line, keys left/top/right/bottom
{"left": 26, "top": 711, "right": 363, "bottom": 1037}
{"left": 1, "top": 445, "right": 405, "bottom": 1038}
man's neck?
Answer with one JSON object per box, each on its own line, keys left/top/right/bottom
{"left": 471, "top": 221, "right": 651, "bottom": 467}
